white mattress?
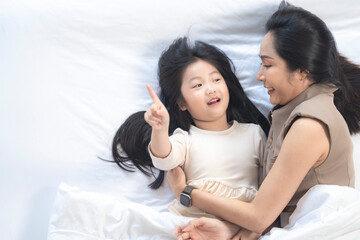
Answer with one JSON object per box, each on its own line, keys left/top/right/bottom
{"left": 1, "top": 0, "right": 360, "bottom": 239}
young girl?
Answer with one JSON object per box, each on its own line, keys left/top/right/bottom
{"left": 112, "top": 37, "right": 270, "bottom": 218}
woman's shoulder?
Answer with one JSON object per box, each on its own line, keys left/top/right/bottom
{"left": 288, "top": 92, "right": 346, "bottom": 134}
{"left": 290, "top": 117, "right": 328, "bottom": 133}
{"left": 292, "top": 85, "right": 338, "bottom": 117}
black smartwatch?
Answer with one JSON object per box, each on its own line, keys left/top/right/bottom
{"left": 180, "top": 185, "right": 196, "bottom": 207}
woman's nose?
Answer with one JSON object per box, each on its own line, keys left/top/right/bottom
{"left": 257, "top": 69, "right": 265, "bottom": 82}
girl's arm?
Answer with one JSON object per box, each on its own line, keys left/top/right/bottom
{"left": 169, "top": 117, "right": 330, "bottom": 234}
{"left": 144, "top": 84, "right": 171, "bottom": 158}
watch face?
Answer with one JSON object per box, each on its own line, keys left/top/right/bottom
{"left": 180, "top": 193, "right": 191, "bottom": 207}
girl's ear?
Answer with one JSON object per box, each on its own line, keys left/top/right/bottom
{"left": 177, "top": 99, "right": 187, "bottom": 111}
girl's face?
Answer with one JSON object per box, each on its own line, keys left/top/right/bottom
{"left": 257, "top": 32, "right": 309, "bottom": 106}
{"left": 178, "top": 59, "right": 230, "bottom": 131}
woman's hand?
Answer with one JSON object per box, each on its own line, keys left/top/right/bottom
{"left": 167, "top": 167, "right": 187, "bottom": 199}
{"left": 174, "top": 217, "right": 240, "bottom": 240}
{"left": 232, "top": 228, "right": 261, "bottom": 240}
{"left": 144, "top": 84, "right": 169, "bottom": 131}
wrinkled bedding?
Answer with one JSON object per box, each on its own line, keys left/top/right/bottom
{"left": 1, "top": 0, "right": 360, "bottom": 239}
{"left": 48, "top": 184, "right": 360, "bottom": 240}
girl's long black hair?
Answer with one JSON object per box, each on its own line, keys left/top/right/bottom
{"left": 112, "top": 37, "right": 270, "bottom": 189}
{"left": 266, "top": 1, "right": 360, "bottom": 134}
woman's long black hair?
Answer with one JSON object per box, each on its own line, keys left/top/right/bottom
{"left": 112, "top": 37, "right": 270, "bottom": 189}
{"left": 266, "top": 1, "right": 360, "bottom": 134}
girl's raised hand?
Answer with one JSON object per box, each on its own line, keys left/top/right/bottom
{"left": 144, "top": 84, "right": 170, "bottom": 131}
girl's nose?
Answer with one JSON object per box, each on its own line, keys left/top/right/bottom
{"left": 206, "top": 84, "right": 216, "bottom": 94}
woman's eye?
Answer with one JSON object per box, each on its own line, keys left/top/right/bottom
{"left": 214, "top": 78, "right": 221, "bottom": 82}
{"left": 193, "top": 83, "right": 202, "bottom": 88}
{"left": 260, "top": 63, "right": 271, "bottom": 68}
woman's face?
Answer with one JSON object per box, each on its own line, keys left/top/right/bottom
{"left": 257, "top": 32, "right": 307, "bottom": 106}
{"left": 178, "top": 59, "right": 230, "bottom": 130}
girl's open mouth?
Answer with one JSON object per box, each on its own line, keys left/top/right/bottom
{"left": 208, "top": 98, "right": 220, "bottom": 105}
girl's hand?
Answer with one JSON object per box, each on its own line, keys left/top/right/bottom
{"left": 167, "top": 167, "right": 187, "bottom": 199}
{"left": 144, "top": 84, "right": 169, "bottom": 131}
{"left": 174, "top": 217, "right": 240, "bottom": 240}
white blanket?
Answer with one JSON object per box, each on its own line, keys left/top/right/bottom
{"left": 48, "top": 184, "right": 192, "bottom": 240}
{"left": 48, "top": 184, "right": 360, "bottom": 240}
{"left": 1, "top": 0, "right": 360, "bottom": 239}
{"left": 263, "top": 185, "right": 360, "bottom": 240}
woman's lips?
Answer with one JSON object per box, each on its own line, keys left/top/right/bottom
{"left": 267, "top": 87, "right": 274, "bottom": 95}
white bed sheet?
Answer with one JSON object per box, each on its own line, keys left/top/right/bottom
{"left": 48, "top": 184, "right": 360, "bottom": 240}
{"left": 1, "top": 0, "right": 360, "bottom": 239}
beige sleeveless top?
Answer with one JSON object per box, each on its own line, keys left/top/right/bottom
{"left": 261, "top": 84, "right": 355, "bottom": 225}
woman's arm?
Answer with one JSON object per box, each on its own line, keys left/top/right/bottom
{"left": 168, "top": 117, "right": 330, "bottom": 234}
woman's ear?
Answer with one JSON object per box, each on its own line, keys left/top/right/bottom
{"left": 296, "top": 68, "right": 313, "bottom": 88}
{"left": 299, "top": 68, "right": 310, "bottom": 81}
{"left": 177, "top": 99, "right": 187, "bottom": 111}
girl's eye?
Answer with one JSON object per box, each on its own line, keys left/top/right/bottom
{"left": 214, "top": 78, "right": 221, "bottom": 83}
{"left": 193, "top": 83, "right": 202, "bottom": 88}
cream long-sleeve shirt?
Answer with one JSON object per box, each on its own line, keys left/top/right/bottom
{"left": 149, "top": 120, "right": 266, "bottom": 218}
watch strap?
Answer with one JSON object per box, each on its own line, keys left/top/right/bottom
{"left": 182, "top": 185, "right": 196, "bottom": 195}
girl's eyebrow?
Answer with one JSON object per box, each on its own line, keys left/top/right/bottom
{"left": 189, "top": 76, "right": 201, "bottom": 82}
{"left": 209, "top": 70, "right": 220, "bottom": 76}
{"left": 188, "top": 71, "right": 220, "bottom": 82}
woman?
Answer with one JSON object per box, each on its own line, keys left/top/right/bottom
{"left": 169, "top": 2, "right": 360, "bottom": 239}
